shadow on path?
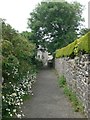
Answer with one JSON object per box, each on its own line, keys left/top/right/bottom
{"left": 22, "top": 68, "right": 84, "bottom": 118}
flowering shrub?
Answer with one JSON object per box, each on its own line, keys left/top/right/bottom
{"left": 2, "top": 73, "right": 36, "bottom": 118}
{"left": 2, "top": 20, "right": 37, "bottom": 118}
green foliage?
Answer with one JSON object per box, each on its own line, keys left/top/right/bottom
{"left": 56, "top": 32, "right": 90, "bottom": 58}
{"left": 2, "top": 40, "right": 13, "bottom": 56}
{"left": 2, "top": 54, "right": 19, "bottom": 83}
{"left": 77, "top": 32, "right": 90, "bottom": 53}
{"left": 58, "top": 75, "right": 84, "bottom": 113}
{"left": 21, "top": 94, "right": 32, "bottom": 101}
{"left": 2, "top": 21, "right": 36, "bottom": 83}
{"left": 28, "top": 1, "right": 84, "bottom": 53}
{"left": 58, "top": 75, "right": 66, "bottom": 87}
{"left": 13, "top": 36, "right": 35, "bottom": 60}
{"left": 2, "top": 20, "right": 17, "bottom": 41}
{"left": 1, "top": 20, "right": 37, "bottom": 118}
{"left": 56, "top": 40, "right": 77, "bottom": 58}
{"left": 79, "top": 28, "right": 90, "bottom": 36}
{"left": 32, "top": 59, "right": 43, "bottom": 70}
{"left": 21, "top": 31, "right": 32, "bottom": 41}
{"left": 64, "top": 86, "right": 84, "bottom": 113}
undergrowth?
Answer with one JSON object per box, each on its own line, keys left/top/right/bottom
{"left": 58, "top": 75, "right": 84, "bottom": 113}
{"left": 58, "top": 75, "right": 66, "bottom": 87}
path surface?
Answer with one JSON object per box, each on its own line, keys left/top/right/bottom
{"left": 22, "top": 68, "right": 84, "bottom": 118}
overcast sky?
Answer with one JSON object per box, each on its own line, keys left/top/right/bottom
{"left": 0, "top": 0, "right": 89, "bottom": 32}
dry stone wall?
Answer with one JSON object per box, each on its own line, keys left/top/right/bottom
{"left": 55, "top": 54, "right": 90, "bottom": 118}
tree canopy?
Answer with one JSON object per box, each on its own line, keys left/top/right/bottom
{"left": 2, "top": 20, "right": 36, "bottom": 83}
{"left": 1, "top": 20, "right": 38, "bottom": 118}
{"left": 28, "top": 1, "right": 84, "bottom": 53}
{"left": 79, "top": 28, "right": 90, "bottom": 36}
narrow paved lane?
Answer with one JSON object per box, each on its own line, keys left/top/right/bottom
{"left": 22, "top": 68, "right": 84, "bottom": 118}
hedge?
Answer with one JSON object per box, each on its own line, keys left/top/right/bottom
{"left": 56, "top": 32, "right": 90, "bottom": 58}
{"left": 2, "top": 21, "right": 37, "bottom": 118}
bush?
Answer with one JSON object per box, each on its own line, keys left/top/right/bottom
{"left": 2, "top": 21, "right": 37, "bottom": 118}
{"left": 56, "top": 32, "right": 90, "bottom": 58}
{"left": 2, "top": 40, "right": 13, "bottom": 57}
{"left": 2, "top": 54, "right": 19, "bottom": 83}
{"left": 77, "top": 32, "right": 90, "bottom": 53}
{"left": 2, "top": 73, "right": 36, "bottom": 118}
{"left": 35, "top": 59, "right": 43, "bottom": 69}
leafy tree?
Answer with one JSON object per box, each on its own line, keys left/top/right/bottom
{"left": 21, "top": 31, "right": 32, "bottom": 40}
{"left": 1, "top": 20, "right": 38, "bottom": 118}
{"left": 2, "top": 20, "right": 36, "bottom": 83}
{"left": 2, "top": 20, "right": 18, "bottom": 42}
{"left": 28, "top": 1, "right": 84, "bottom": 53}
{"left": 79, "top": 28, "right": 90, "bottom": 36}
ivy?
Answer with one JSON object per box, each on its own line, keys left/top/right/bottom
{"left": 56, "top": 32, "right": 90, "bottom": 58}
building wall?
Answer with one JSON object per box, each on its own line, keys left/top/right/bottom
{"left": 37, "top": 50, "right": 42, "bottom": 60}
{"left": 37, "top": 50, "right": 48, "bottom": 66}
{"left": 55, "top": 54, "right": 90, "bottom": 118}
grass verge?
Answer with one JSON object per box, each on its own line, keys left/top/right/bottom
{"left": 58, "top": 75, "right": 84, "bottom": 113}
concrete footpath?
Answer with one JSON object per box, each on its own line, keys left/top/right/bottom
{"left": 22, "top": 68, "right": 84, "bottom": 118}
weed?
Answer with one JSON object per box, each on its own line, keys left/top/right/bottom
{"left": 58, "top": 75, "right": 84, "bottom": 113}
{"left": 58, "top": 75, "right": 66, "bottom": 87}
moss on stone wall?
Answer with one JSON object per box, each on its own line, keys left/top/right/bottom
{"left": 56, "top": 32, "right": 90, "bottom": 58}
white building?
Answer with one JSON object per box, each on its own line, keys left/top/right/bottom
{"left": 36, "top": 45, "right": 48, "bottom": 66}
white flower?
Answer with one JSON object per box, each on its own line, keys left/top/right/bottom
{"left": 17, "top": 114, "right": 21, "bottom": 118}
{"left": 8, "top": 101, "right": 11, "bottom": 105}
{"left": 31, "top": 93, "right": 34, "bottom": 96}
{"left": 8, "top": 112, "right": 11, "bottom": 114}
{"left": 22, "top": 114, "right": 25, "bottom": 116}
{"left": 7, "top": 73, "right": 10, "bottom": 75}
{"left": 2, "top": 77, "right": 4, "bottom": 82}
{"left": 10, "top": 114, "right": 12, "bottom": 117}
{"left": 21, "top": 91, "right": 25, "bottom": 95}
{"left": 6, "top": 108, "right": 10, "bottom": 111}
{"left": 13, "top": 109, "right": 16, "bottom": 112}
{"left": 16, "top": 89, "right": 19, "bottom": 92}
{"left": 11, "top": 93, "right": 17, "bottom": 96}
{"left": 9, "top": 82, "right": 11, "bottom": 84}
{"left": 2, "top": 96, "right": 5, "bottom": 99}
{"left": 17, "top": 102, "right": 20, "bottom": 106}
{"left": 21, "top": 102, "right": 23, "bottom": 105}
{"left": 20, "top": 99, "right": 23, "bottom": 102}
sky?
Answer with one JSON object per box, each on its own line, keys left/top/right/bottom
{"left": 0, "top": 0, "right": 89, "bottom": 32}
